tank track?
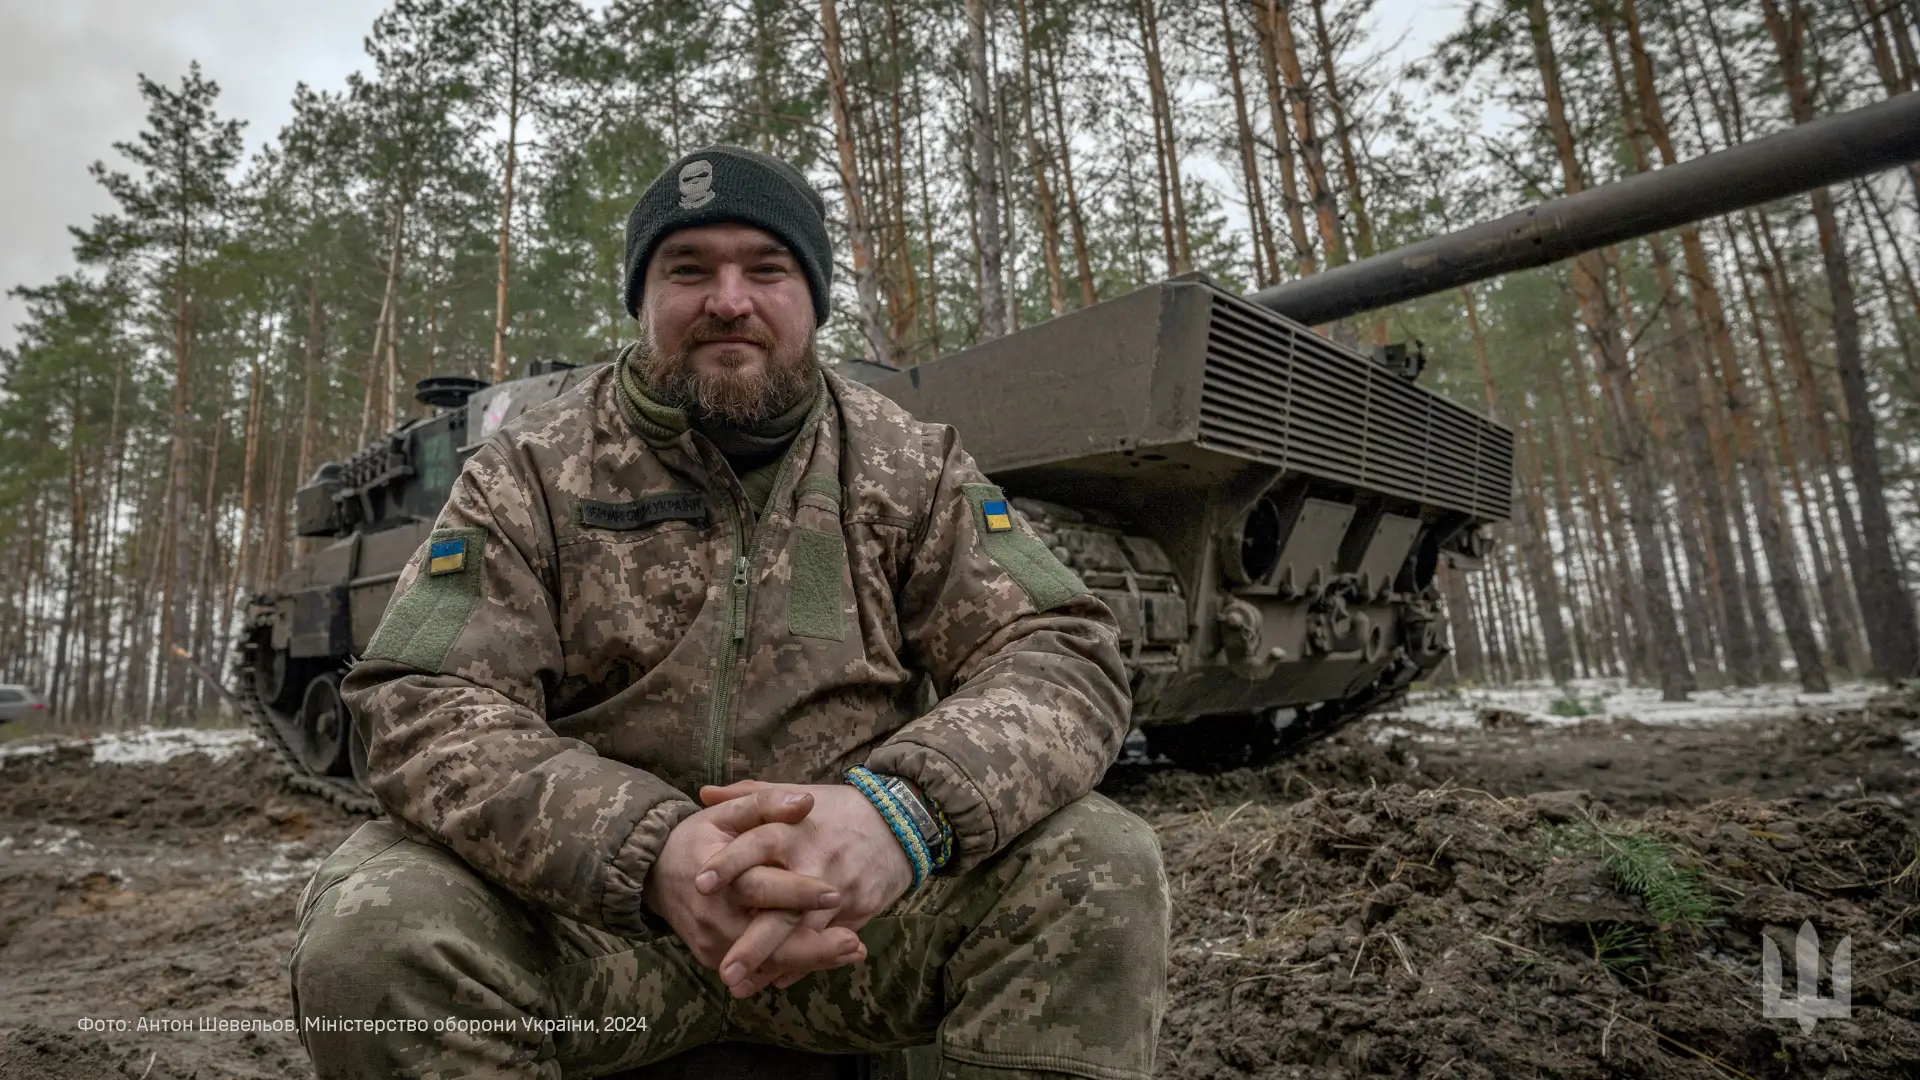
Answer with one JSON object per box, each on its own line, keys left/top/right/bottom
{"left": 233, "top": 656, "right": 381, "bottom": 816}
{"left": 1014, "top": 495, "right": 1429, "bottom": 767}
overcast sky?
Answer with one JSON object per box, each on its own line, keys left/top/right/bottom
{"left": 0, "top": 0, "right": 1459, "bottom": 354}
{"left": 0, "top": 0, "right": 388, "bottom": 351}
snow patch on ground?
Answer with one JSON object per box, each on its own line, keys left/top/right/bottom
{"left": 90, "top": 728, "right": 259, "bottom": 765}
{"left": 238, "top": 842, "right": 324, "bottom": 898}
{"left": 0, "top": 742, "right": 62, "bottom": 763}
{"left": 1901, "top": 729, "right": 1920, "bottom": 759}
{"left": 0, "top": 727, "right": 259, "bottom": 767}
{"left": 1366, "top": 724, "right": 1457, "bottom": 746}
{"left": 1378, "top": 678, "right": 1883, "bottom": 731}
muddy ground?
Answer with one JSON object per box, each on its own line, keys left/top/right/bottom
{"left": 3, "top": 685, "right": 1919, "bottom": 1080}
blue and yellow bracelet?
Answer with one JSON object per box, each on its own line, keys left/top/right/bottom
{"left": 845, "top": 765, "right": 950, "bottom": 888}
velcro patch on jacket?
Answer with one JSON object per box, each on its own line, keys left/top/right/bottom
{"left": 364, "top": 528, "right": 487, "bottom": 673}
{"left": 960, "top": 483, "right": 1086, "bottom": 613}
{"left": 789, "top": 526, "right": 848, "bottom": 641}
{"left": 573, "top": 492, "right": 708, "bottom": 531}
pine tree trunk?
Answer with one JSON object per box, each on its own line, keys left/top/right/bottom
{"left": 913, "top": 60, "right": 943, "bottom": 355}
{"left": 1857, "top": 185, "right": 1917, "bottom": 318}
{"left": 1556, "top": 383, "right": 1623, "bottom": 675}
{"left": 1762, "top": 0, "right": 1920, "bottom": 679}
{"left": 1494, "top": 549, "right": 1528, "bottom": 680}
{"left": 96, "top": 352, "right": 127, "bottom": 721}
{"left": 1040, "top": 13, "right": 1097, "bottom": 307}
{"left": 21, "top": 492, "right": 44, "bottom": 689}
{"left": 262, "top": 380, "right": 292, "bottom": 589}
{"left": 1527, "top": 0, "right": 1692, "bottom": 699}
{"left": 1855, "top": 179, "right": 1920, "bottom": 392}
{"left": 1253, "top": 0, "right": 1316, "bottom": 276}
{"left": 1265, "top": 0, "right": 1344, "bottom": 269}
{"left": 358, "top": 204, "right": 406, "bottom": 447}
{"left": 1465, "top": 284, "right": 1572, "bottom": 681}
{"left": 1615, "top": 256, "right": 1721, "bottom": 675}
{"left": 119, "top": 474, "right": 155, "bottom": 726}
{"left": 1707, "top": 222, "right": 1831, "bottom": 690}
{"left": 1444, "top": 563, "right": 1485, "bottom": 683}
{"left": 1014, "top": 0, "right": 1066, "bottom": 315}
{"left": 1748, "top": 210, "right": 1876, "bottom": 663}
{"left": 1746, "top": 283, "right": 1862, "bottom": 670}
{"left": 1615, "top": 0, "right": 1761, "bottom": 683}
{"left": 995, "top": 71, "right": 1020, "bottom": 333}
{"left": 490, "top": 9, "right": 523, "bottom": 386}
{"left": 1850, "top": 0, "right": 1920, "bottom": 204}
{"left": 1518, "top": 424, "right": 1576, "bottom": 682}
{"left": 966, "top": 0, "right": 1005, "bottom": 341}
{"left": 52, "top": 436, "right": 85, "bottom": 720}
{"left": 1137, "top": 0, "right": 1189, "bottom": 274}
{"left": 1473, "top": 574, "right": 1503, "bottom": 683}
{"left": 1307, "top": 0, "right": 1372, "bottom": 260}
{"left": 298, "top": 273, "right": 322, "bottom": 484}
{"left": 1221, "top": 0, "right": 1279, "bottom": 287}
{"left": 159, "top": 232, "right": 196, "bottom": 721}
{"left": 878, "top": 0, "right": 919, "bottom": 348}
{"left": 823, "top": 0, "right": 891, "bottom": 362}
{"left": 1543, "top": 419, "right": 1597, "bottom": 675}
{"left": 226, "top": 348, "right": 265, "bottom": 672}
{"left": 186, "top": 405, "right": 226, "bottom": 718}
{"left": 421, "top": 247, "right": 441, "bottom": 380}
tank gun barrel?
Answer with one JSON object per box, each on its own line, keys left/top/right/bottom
{"left": 1248, "top": 92, "right": 1920, "bottom": 327}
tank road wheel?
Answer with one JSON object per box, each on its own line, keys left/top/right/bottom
{"left": 298, "top": 672, "right": 353, "bottom": 777}
{"left": 1146, "top": 713, "right": 1284, "bottom": 771}
{"left": 348, "top": 723, "right": 372, "bottom": 792}
{"left": 251, "top": 639, "right": 309, "bottom": 714}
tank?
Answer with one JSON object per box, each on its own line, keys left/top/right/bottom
{"left": 236, "top": 93, "right": 1920, "bottom": 811}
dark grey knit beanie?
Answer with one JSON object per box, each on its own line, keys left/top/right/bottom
{"left": 623, "top": 146, "right": 832, "bottom": 324}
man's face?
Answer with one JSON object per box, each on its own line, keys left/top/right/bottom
{"left": 636, "top": 223, "right": 817, "bottom": 427}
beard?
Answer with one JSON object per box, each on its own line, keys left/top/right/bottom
{"left": 634, "top": 314, "right": 818, "bottom": 428}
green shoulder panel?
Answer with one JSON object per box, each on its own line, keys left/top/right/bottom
{"left": 959, "top": 483, "right": 1086, "bottom": 613}
{"left": 364, "top": 527, "right": 488, "bottom": 672}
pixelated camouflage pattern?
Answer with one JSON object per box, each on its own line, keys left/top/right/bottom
{"left": 340, "top": 363, "right": 1130, "bottom": 938}
{"left": 291, "top": 793, "right": 1167, "bottom": 1080}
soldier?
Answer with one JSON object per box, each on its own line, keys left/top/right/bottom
{"left": 290, "top": 145, "right": 1171, "bottom": 1080}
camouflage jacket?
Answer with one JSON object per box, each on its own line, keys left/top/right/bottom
{"left": 340, "top": 363, "right": 1130, "bottom": 937}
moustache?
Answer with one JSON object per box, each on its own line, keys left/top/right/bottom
{"left": 686, "top": 317, "right": 776, "bottom": 350}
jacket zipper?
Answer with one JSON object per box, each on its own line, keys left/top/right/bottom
{"left": 698, "top": 396, "right": 825, "bottom": 788}
{"left": 704, "top": 496, "right": 749, "bottom": 788}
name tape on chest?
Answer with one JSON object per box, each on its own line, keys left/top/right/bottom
{"left": 574, "top": 492, "right": 709, "bottom": 531}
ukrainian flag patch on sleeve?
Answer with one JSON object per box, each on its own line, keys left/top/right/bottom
{"left": 981, "top": 499, "right": 1014, "bottom": 533}
{"left": 428, "top": 537, "right": 469, "bottom": 575}
{"left": 960, "top": 483, "right": 1086, "bottom": 612}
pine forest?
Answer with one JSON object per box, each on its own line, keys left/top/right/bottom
{"left": 3, "top": 0, "right": 1919, "bottom": 726}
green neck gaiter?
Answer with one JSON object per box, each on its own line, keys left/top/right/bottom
{"left": 617, "top": 347, "right": 822, "bottom": 515}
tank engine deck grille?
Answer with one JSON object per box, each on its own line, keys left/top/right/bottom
{"left": 1197, "top": 294, "right": 1514, "bottom": 521}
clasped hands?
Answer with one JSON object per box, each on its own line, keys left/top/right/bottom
{"left": 642, "top": 779, "right": 916, "bottom": 999}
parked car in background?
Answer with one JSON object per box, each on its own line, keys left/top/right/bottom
{"left": 0, "top": 684, "right": 48, "bottom": 724}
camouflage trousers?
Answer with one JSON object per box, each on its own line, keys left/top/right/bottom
{"left": 289, "top": 793, "right": 1169, "bottom": 1080}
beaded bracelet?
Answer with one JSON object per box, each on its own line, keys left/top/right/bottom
{"left": 844, "top": 766, "right": 934, "bottom": 887}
